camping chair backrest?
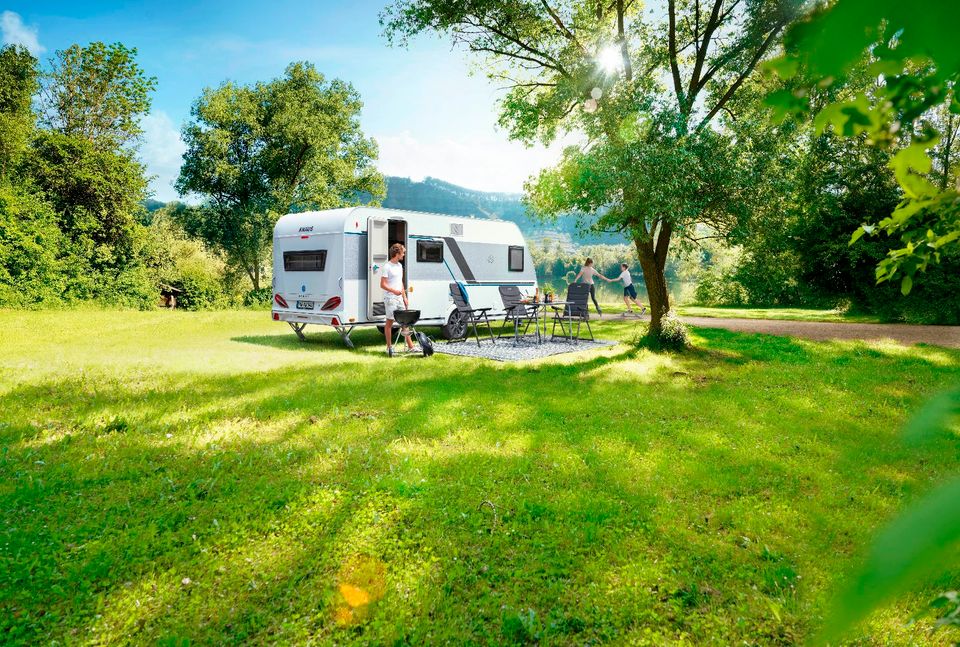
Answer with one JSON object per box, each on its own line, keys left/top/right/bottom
{"left": 564, "top": 283, "right": 591, "bottom": 318}
{"left": 498, "top": 285, "right": 526, "bottom": 316}
{"left": 449, "top": 283, "right": 472, "bottom": 312}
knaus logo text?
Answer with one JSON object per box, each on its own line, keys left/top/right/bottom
{"left": 298, "top": 226, "right": 314, "bottom": 233}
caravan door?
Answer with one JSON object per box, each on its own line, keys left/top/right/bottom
{"left": 367, "top": 216, "right": 389, "bottom": 320}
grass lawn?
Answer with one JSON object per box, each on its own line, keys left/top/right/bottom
{"left": 673, "top": 306, "right": 883, "bottom": 324}
{"left": 1, "top": 310, "right": 959, "bottom": 644}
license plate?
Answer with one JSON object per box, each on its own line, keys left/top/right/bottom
{"left": 296, "top": 300, "right": 315, "bottom": 310}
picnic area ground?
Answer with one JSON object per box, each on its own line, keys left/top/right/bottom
{"left": 1, "top": 309, "right": 959, "bottom": 644}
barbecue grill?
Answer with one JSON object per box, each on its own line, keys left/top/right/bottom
{"left": 391, "top": 309, "right": 433, "bottom": 357}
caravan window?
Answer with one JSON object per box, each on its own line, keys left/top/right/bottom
{"left": 283, "top": 250, "right": 327, "bottom": 271}
{"left": 416, "top": 240, "right": 444, "bottom": 263}
{"left": 508, "top": 246, "right": 524, "bottom": 272}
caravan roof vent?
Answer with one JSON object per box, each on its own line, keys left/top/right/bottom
{"left": 450, "top": 222, "right": 463, "bottom": 237}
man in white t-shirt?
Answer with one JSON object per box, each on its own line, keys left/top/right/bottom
{"left": 380, "top": 243, "right": 415, "bottom": 356}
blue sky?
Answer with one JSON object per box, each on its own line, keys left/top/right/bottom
{"left": 2, "top": 1, "right": 567, "bottom": 201}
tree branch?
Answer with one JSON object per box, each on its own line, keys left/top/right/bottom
{"left": 667, "top": 0, "right": 687, "bottom": 111}
{"left": 654, "top": 220, "right": 672, "bottom": 268}
{"left": 539, "top": 0, "right": 586, "bottom": 53}
{"left": 468, "top": 17, "right": 571, "bottom": 77}
{"left": 470, "top": 44, "right": 566, "bottom": 76}
{"left": 617, "top": 0, "right": 634, "bottom": 82}
{"left": 697, "top": 22, "right": 786, "bottom": 128}
{"left": 687, "top": 0, "right": 724, "bottom": 103}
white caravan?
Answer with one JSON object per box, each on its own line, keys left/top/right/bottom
{"left": 271, "top": 206, "right": 538, "bottom": 347}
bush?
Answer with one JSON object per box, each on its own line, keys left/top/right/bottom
{"left": 693, "top": 267, "right": 749, "bottom": 306}
{"left": 175, "top": 266, "right": 222, "bottom": 310}
{"left": 144, "top": 212, "right": 227, "bottom": 310}
{"left": 657, "top": 310, "right": 691, "bottom": 350}
{"left": 0, "top": 184, "right": 68, "bottom": 307}
{"left": 244, "top": 287, "right": 271, "bottom": 308}
{"left": 849, "top": 251, "right": 960, "bottom": 324}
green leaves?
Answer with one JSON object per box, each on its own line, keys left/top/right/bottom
{"left": 769, "top": 1, "right": 960, "bottom": 295}
{"left": 819, "top": 475, "right": 960, "bottom": 643}
{"left": 889, "top": 141, "right": 936, "bottom": 199}
{"left": 904, "top": 387, "right": 960, "bottom": 446}
{"left": 0, "top": 45, "right": 39, "bottom": 177}
{"left": 900, "top": 274, "right": 912, "bottom": 296}
{"left": 176, "top": 62, "right": 385, "bottom": 287}
{"left": 817, "top": 384, "right": 960, "bottom": 643}
{"left": 39, "top": 42, "right": 156, "bottom": 151}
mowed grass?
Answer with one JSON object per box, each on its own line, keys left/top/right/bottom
{"left": 1, "top": 310, "right": 959, "bottom": 645}
{"left": 674, "top": 306, "right": 883, "bottom": 324}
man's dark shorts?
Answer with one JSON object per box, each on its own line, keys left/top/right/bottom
{"left": 624, "top": 284, "right": 637, "bottom": 299}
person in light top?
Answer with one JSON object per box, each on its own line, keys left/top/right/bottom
{"left": 573, "top": 257, "right": 604, "bottom": 315}
{"left": 380, "top": 243, "right": 415, "bottom": 357}
{"left": 609, "top": 263, "right": 646, "bottom": 316}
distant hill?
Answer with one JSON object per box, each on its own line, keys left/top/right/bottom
{"left": 144, "top": 198, "right": 167, "bottom": 212}
{"left": 381, "top": 176, "right": 619, "bottom": 245}
{"left": 143, "top": 177, "right": 621, "bottom": 246}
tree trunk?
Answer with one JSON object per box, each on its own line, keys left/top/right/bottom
{"left": 635, "top": 238, "right": 670, "bottom": 336}
{"left": 252, "top": 263, "right": 261, "bottom": 291}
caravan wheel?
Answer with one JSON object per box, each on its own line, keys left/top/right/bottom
{"left": 441, "top": 309, "right": 467, "bottom": 340}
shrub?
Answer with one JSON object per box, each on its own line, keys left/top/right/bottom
{"left": 657, "top": 310, "right": 691, "bottom": 350}
{"left": 175, "top": 266, "right": 222, "bottom": 310}
{"left": 144, "top": 212, "right": 227, "bottom": 310}
{"left": 0, "top": 184, "right": 68, "bottom": 307}
{"left": 693, "top": 267, "right": 749, "bottom": 306}
{"left": 850, "top": 253, "right": 960, "bottom": 324}
{"left": 244, "top": 287, "right": 271, "bottom": 308}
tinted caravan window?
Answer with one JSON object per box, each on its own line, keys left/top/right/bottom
{"left": 508, "top": 246, "right": 524, "bottom": 272}
{"left": 283, "top": 250, "right": 327, "bottom": 271}
{"left": 416, "top": 240, "right": 444, "bottom": 263}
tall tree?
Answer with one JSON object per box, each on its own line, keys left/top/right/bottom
{"left": 39, "top": 42, "right": 156, "bottom": 151}
{"left": 0, "top": 45, "right": 38, "bottom": 178}
{"left": 769, "top": 1, "right": 960, "bottom": 295}
{"left": 23, "top": 132, "right": 150, "bottom": 275}
{"left": 175, "top": 62, "right": 385, "bottom": 290}
{"left": 383, "top": 0, "right": 800, "bottom": 334}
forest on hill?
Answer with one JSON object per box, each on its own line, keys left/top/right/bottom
{"left": 381, "top": 176, "right": 620, "bottom": 246}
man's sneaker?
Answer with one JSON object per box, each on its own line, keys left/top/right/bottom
{"left": 640, "top": 306, "right": 647, "bottom": 316}
{"left": 387, "top": 347, "right": 394, "bottom": 358}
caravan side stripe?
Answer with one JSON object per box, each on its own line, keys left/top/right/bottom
{"left": 441, "top": 237, "right": 476, "bottom": 282}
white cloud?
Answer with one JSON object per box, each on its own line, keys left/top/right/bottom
{"left": 1, "top": 11, "right": 44, "bottom": 56}
{"left": 140, "top": 111, "right": 187, "bottom": 203}
{"left": 374, "top": 131, "right": 578, "bottom": 194}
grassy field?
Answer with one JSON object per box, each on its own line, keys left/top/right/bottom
{"left": 673, "top": 306, "right": 883, "bottom": 324}
{"left": 1, "top": 310, "right": 959, "bottom": 645}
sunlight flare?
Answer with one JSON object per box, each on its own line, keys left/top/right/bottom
{"left": 597, "top": 45, "right": 622, "bottom": 73}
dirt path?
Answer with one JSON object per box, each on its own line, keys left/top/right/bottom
{"left": 598, "top": 313, "right": 960, "bottom": 348}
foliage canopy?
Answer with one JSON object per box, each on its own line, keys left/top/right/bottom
{"left": 176, "top": 62, "right": 385, "bottom": 289}
{"left": 768, "top": 1, "right": 960, "bottom": 295}
{"left": 383, "top": 0, "right": 801, "bottom": 334}
{"left": 39, "top": 42, "right": 156, "bottom": 151}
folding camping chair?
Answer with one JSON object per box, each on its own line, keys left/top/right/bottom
{"left": 448, "top": 283, "right": 496, "bottom": 346}
{"left": 497, "top": 285, "right": 540, "bottom": 344}
{"left": 551, "top": 283, "right": 595, "bottom": 342}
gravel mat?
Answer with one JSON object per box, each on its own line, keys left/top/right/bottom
{"left": 434, "top": 335, "right": 618, "bottom": 362}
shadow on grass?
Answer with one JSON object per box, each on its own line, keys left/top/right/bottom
{"left": 232, "top": 324, "right": 452, "bottom": 353}
{"left": 2, "top": 327, "right": 959, "bottom": 643}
